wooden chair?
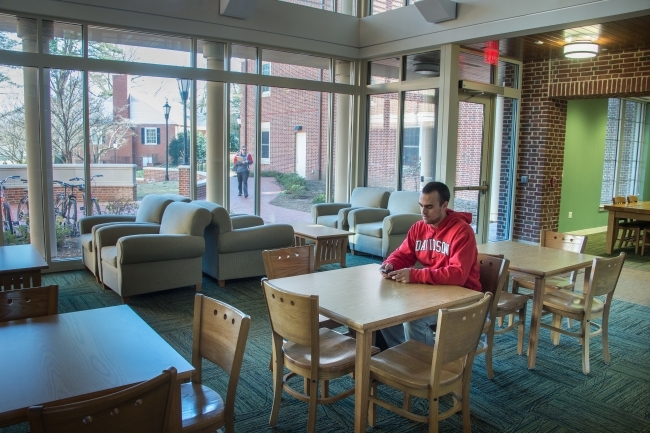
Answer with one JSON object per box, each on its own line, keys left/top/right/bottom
{"left": 540, "top": 253, "right": 625, "bottom": 374}
{"left": 512, "top": 230, "right": 588, "bottom": 296}
{"left": 367, "top": 293, "right": 491, "bottom": 433}
{"left": 262, "top": 278, "right": 378, "bottom": 433}
{"left": 262, "top": 246, "right": 340, "bottom": 330}
{"left": 612, "top": 196, "right": 644, "bottom": 254}
{"left": 181, "top": 294, "right": 250, "bottom": 433}
{"left": 28, "top": 367, "right": 177, "bottom": 433}
{"left": 474, "top": 254, "right": 509, "bottom": 379}
{"left": 0, "top": 285, "right": 58, "bottom": 322}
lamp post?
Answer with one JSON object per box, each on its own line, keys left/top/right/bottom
{"left": 163, "top": 99, "right": 171, "bottom": 181}
{"left": 177, "top": 79, "right": 191, "bottom": 165}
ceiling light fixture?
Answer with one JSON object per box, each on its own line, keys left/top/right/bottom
{"left": 563, "top": 41, "right": 599, "bottom": 58}
{"left": 413, "top": 62, "right": 440, "bottom": 76}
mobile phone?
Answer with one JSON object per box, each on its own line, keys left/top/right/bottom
{"left": 380, "top": 268, "right": 388, "bottom": 274}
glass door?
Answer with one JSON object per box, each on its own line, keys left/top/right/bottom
{"left": 454, "top": 95, "right": 493, "bottom": 243}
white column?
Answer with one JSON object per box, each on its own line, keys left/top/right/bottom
{"left": 334, "top": 64, "right": 351, "bottom": 202}
{"left": 203, "top": 42, "right": 226, "bottom": 205}
{"left": 18, "top": 19, "right": 54, "bottom": 258}
{"left": 490, "top": 95, "right": 504, "bottom": 221}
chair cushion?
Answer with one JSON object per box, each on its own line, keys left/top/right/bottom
{"left": 350, "top": 187, "right": 390, "bottom": 209}
{"left": 80, "top": 233, "right": 93, "bottom": 251}
{"left": 543, "top": 289, "right": 604, "bottom": 314}
{"left": 283, "top": 329, "right": 379, "bottom": 374}
{"left": 160, "top": 202, "right": 212, "bottom": 236}
{"left": 181, "top": 382, "right": 225, "bottom": 431}
{"left": 135, "top": 195, "right": 174, "bottom": 223}
{"left": 101, "top": 246, "right": 118, "bottom": 267}
{"left": 513, "top": 275, "right": 575, "bottom": 291}
{"left": 369, "top": 340, "right": 463, "bottom": 390}
{"left": 497, "top": 292, "right": 529, "bottom": 312}
{"left": 316, "top": 214, "right": 338, "bottom": 229}
{"left": 386, "top": 191, "right": 420, "bottom": 215}
{"left": 356, "top": 221, "right": 383, "bottom": 238}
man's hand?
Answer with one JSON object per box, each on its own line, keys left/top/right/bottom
{"left": 379, "top": 263, "right": 394, "bottom": 279}
{"left": 388, "top": 268, "right": 410, "bottom": 283}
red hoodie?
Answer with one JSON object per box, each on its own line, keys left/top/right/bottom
{"left": 383, "top": 209, "right": 481, "bottom": 291}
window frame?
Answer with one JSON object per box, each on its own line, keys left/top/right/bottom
{"left": 261, "top": 122, "right": 271, "bottom": 164}
{"left": 143, "top": 127, "right": 159, "bottom": 145}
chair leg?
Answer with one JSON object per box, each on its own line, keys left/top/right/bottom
{"left": 307, "top": 379, "right": 318, "bottom": 433}
{"left": 321, "top": 380, "right": 328, "bottom": 398}
{"left": 403, "top": 392, "right": 412, "bottom": 412}
{"left": 195, "top": 283, "right": 202, "bottom": 292}
{"left": 461, "top": 376, "right": 472, "bottom": 433}
{"left": 551, "top": 314, "right": 562, "bottom": 345}
{"left": 634, "top": 228, "right": 640, "bottom": 255}
{"left": 602, "top": 312, "right": 611, "bottom": 364}
{"left": 582, "top": 320, "right": 591, "bottom": 375}
{"left": 428, "top": 395, "right": 439, "bottom": 433}
{"left": 368, "top": 382, "right": 377, "bottom": 427}
{"left": 485, "top": 327, "right": 495, "bottom": 379}
{"left": 269, "top": 344, "right": 283, "bottom": 427}
{"left": 122, "top": 296, "right": 130, "bottom": 304}
{"left": 218, "top": 280, "right": 225, "bottom": 288}
{"left": 304, "top": 377, "right": 310, "bottom": 396}
{"left": 517, "top": 307, "right": 526, "bottom": 356}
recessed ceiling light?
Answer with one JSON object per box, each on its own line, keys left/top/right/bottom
{"left": 563, "top": 41, "right": 599, "bottom": 58}
{"left": 534, "top": 40, "right": 543, "bottom": 45}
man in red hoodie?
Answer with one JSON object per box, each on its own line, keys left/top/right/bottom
{"left": 379, "top": 181, "right": 481, "bottom": 347}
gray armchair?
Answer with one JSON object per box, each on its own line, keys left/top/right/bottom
{"left": 311, "top": 187, "right": 390, "bottom": 231}
{"left": 79, "top": 194, "right": 189, "bottom": 281}
{"left": 348, "top": 190, "right": 421, "bottom": 258}
{"left": 192, "top": 200, "right": 294, "bottom": 287}
{"left": 95, "top": 202, "right": 212, "bottom": 302}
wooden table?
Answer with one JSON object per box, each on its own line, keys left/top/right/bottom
{"left": 0, "top": 244, "right": 48, "bottom": 290}
{"left": 603, "top": 200, "right": 650, "bottom": 254}
{"left": 0, "top": 305, "right": 194, "bottom": 431}
{"left": 269, "top": 264, "right": 483, "bottom": 433}
{"left": 477, "top": 241, "right": 599, "bottom": 369}
{"left": 290, "top": 221, "right": 350, "bottom": 270}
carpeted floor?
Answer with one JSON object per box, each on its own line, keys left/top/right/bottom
{"left": 3, "top": 241, "right": 650, "bottom": 433}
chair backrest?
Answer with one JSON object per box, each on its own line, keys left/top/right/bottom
{"left": 262, "top": 278, "right": 318, "bottom": 348}
{"left": 192, "top": 295, "right": 250, "bottom": 414}
{"left": 350, "top": 187, "right": 390, "bottom": 209}
{"left": 135, "top": 195, "right": 174, "bottom": 224}
{"left": 159, "top": 202, "right": 212, "bottom": 236}
{"left": 477, "top": 254, "right": 509, "bottom": 318}
{"left": 612, "top": 196, "right": 626, "bottom": 205}
{"left": 192, "top": 200, "right": 233, "bottom": 234}
{"left": 541, "top": 230, "right": 587, "bottom": 254}
{"left": 162, "top": 193, "right": 190, "bottom": 203}
{"left": 386, "top": 191, "right": 420, "bottom": 215}
{"left": 431, "top": 293, "right": 491, "bottom": 370}
{"left": 0, "top": 285, "right": 58, "bottom": 322}
{"left": 28, "top": 367, "right": 177, "bottom": 433}
{"left": 627, "top": 195, "right": 638, "bottom": 204}
{"left": 262, "top": 246, "right": 314, "bottom": 279}
{"left": 587, "top": 253, "right": 626, "bottom": 298}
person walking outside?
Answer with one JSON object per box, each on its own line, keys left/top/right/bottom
{"left": 233, "top": 146, "right": 253, "bottom": 198}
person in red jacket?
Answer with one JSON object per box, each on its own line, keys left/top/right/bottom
{"left": 379, "top": 181, "right": 481, "bottom": 347}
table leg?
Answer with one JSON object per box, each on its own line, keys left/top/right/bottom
{"left": 606, "top": 212, "right": 616, "bottom": 255}
{"left": 340, "top": 237, "right": 348, "bottom": 268}
{"left": 354, "top": 330, "right": 371, "bottom": 433}
{"left": 527, "top": 276, "right": 546, "bottom": 369}
{"left": 314, "top": 240, "right": 322, "bottom": 270}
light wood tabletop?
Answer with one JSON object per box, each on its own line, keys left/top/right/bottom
{"left": 270, "top": 263, "right": 483, "bottom": 433}
{"left": 477, "top": 241, "right": 599, "bottom": 369}
{"left": 0, "top": 244, "right": 48, "bottom": 290}
{"left": 0, "top": 305, "right": 194, "bottom": 430}
{"left": 603, "top": 201, "right": 650, "bottom": 254}
{"left": 290, "top": 221, "right": 350, "bottom": 270}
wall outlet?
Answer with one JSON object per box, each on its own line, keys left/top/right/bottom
{"left": 568, "top": 212, "right": 573, "bottom": 219}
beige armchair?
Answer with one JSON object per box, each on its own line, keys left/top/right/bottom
{"left": 95, "top": 202, "right": 211, "bottom": 302}
{"left": 311, "top": 187, "right": 390, "bottom": 231}
{"left": 79, "top": 194, "right": 189, "bottom": 281}
{"left": 192, "top": 200, "right": 294, "bottom": 287}
{"left": 348, "top": 190, "right": 421, "bottom": 258}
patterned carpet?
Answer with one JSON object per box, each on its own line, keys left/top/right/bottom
{"left": 3, "top": 247, "right": 650, "bottom": 433}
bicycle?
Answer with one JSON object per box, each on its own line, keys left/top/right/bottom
{"left": 1, "top": 175, "right": 20, "bottom": 234}
{"left": 53, "top": 179, "right": 81, "bottom": 235}
{"left": 16, "top": 179, "right": 29, "bottom": 223}
{"left": 69, "top": 174, "right": 103, "bottom": 216}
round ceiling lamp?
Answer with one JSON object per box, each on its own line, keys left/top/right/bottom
{"left": 413, "top": 62, "right": 440, "bottom": 76}
{"left": 563, "top": 41, "right": 600, "bottom": 58}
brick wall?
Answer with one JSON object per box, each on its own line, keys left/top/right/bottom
{"left": 515, "top": 46, "right": 650, "bottom": 242}
{"left": 4, "top": 186, "right": 136, "bottom": 203}
{"left": 179, "top": 166, "right": 190, "bottom": 197}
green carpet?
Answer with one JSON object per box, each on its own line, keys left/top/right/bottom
{"left": 582, "top": 231, "right": 650, "bottom": 268}
{"left": 3, "top": 249, "right": 650, "bottom": 433}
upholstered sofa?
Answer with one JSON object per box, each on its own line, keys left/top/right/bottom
{"left": 348, "top": 190, "right": 421, "bottom": 258}
{"left": 95, "top": 202, "right": 211, "bottom": 301}
{"left": 311, "top": 187, "right": 390, "bottom": 231}
{"left": 79, "top": 194, "right": 189, "bottom": 281}
{"left": 192, "top": 200, "right": 295, "bottom": 286}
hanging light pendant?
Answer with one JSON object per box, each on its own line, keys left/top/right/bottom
{"left": 563, "top": 41, "right": 599, "bottom": 59}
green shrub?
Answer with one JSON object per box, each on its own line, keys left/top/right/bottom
{"left": 55, "top": 216, "right": 70, "bottom": 246}
{"left": 284, "top": 184, "right": 306, "bottom": 196}
{"left": 312, "top": 193, "right": 326, "bottom": 204}
{"left": 104, "top": 199, "right": 139, "bottom": 215}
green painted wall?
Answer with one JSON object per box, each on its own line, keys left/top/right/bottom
{"left": 558, "top": 99, "right": 609, "bottom": 232}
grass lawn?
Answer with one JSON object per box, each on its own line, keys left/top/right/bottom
{"left": 136, "top": 181, "right": 180, "bottom": 200}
